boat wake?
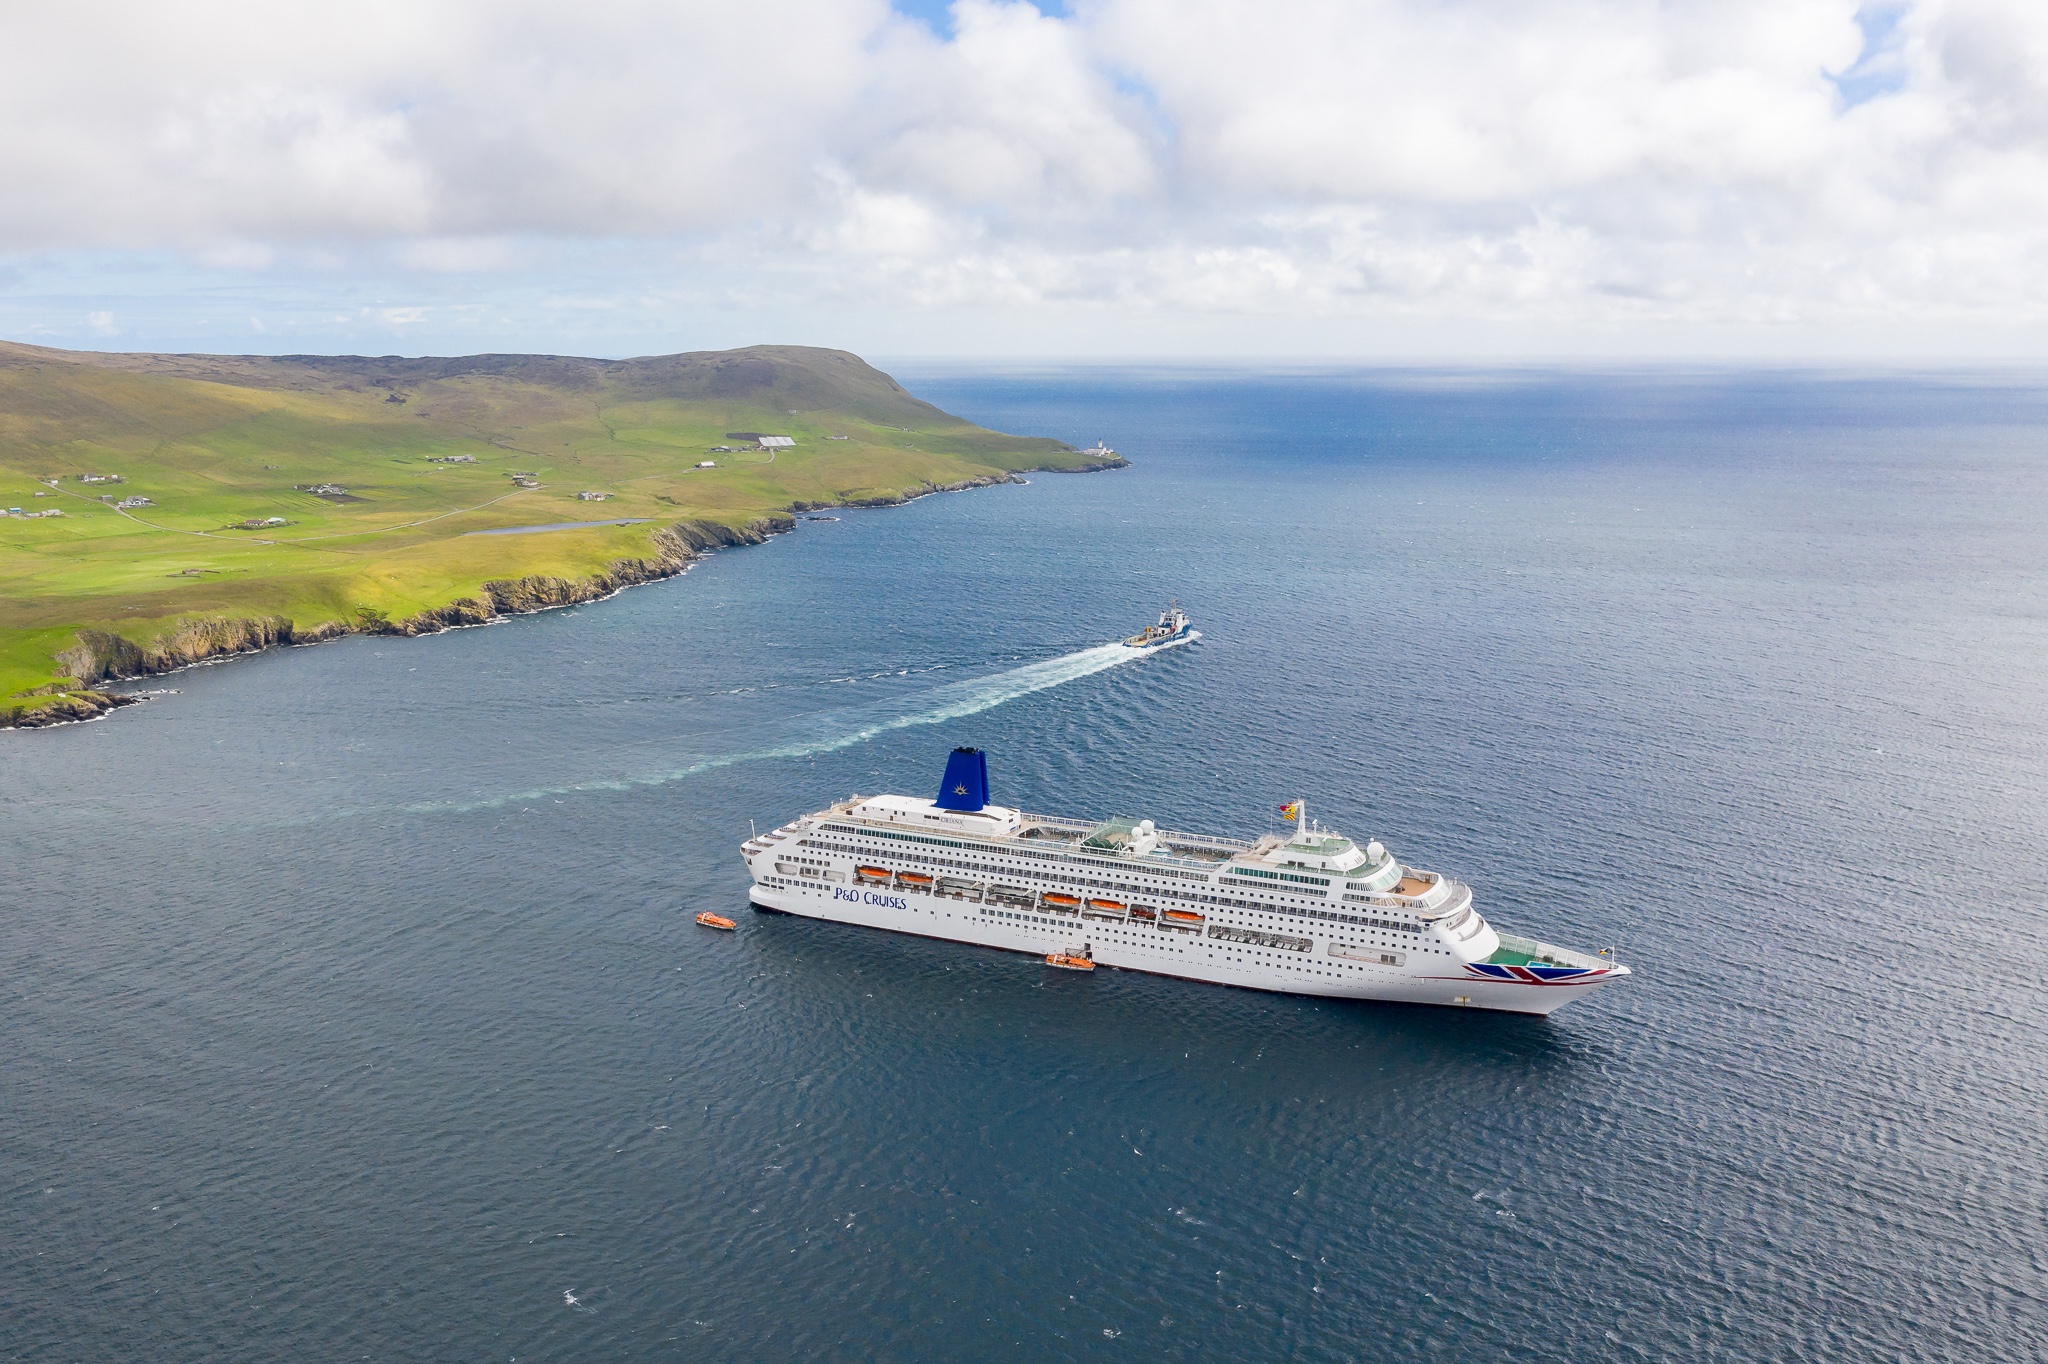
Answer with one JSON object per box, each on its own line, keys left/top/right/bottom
{"left": 394, "top": 640, "right": 1155, "bottom": 816}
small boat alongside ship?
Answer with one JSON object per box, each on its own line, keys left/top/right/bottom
{"left": 740, "top": 747, "right": 1631, "bottom": 1015}
{"left": 696, "top": 911, "right": 737, "bottom": 931}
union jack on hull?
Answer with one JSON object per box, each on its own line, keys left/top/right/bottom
{"left": 1466, "top": 960, "right": 1615, "bottom": 985}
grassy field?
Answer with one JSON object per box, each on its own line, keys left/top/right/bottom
{"left": 0, "top": 342, "right": 1106, "bottom": 713}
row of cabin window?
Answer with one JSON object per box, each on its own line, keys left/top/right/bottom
{"left": 977, "top": 905, "right": 1398, "bottom": 973}
{"left": 1208, "top": 924, "right": 1313, "bottom": 952}
{"left": 805, "top": 837, "right": 1424, "bottom": 936}
{"left": 1225, "top": 865, "right": 1332, "bottom": 887}
{"left": 829, "top": 822, "right": 1215, "bottom": 882}
{"left": 808, "top": 838, "right": 1176, "bottom": 902}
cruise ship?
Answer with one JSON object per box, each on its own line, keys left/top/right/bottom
{"left": 742, "top": 749, "right": 1629, "bottom": 1015}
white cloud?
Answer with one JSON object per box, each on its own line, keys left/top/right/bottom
{"left": 367, "top": 305, "right": 430, "bottom": 327}
{"left": 4, "top": 0, "right": 2048, "bottom": 351}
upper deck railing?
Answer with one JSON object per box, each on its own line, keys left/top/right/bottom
{"left": 1018, "top": 813, "right": 1093, "bottom": 832}
{"left": 1019, "top": 812, "right": 1257, "bottom": 860}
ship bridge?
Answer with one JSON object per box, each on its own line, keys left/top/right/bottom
{"left": 844, "top": 792, "right": 1023, "bottom": 836}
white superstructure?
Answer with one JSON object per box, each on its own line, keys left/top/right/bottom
{"left": 741, "top": 749, "right": 1629, "bottom": 1015}
{"left": 1122, "top": 603, "right": 1198, "bottom": 652}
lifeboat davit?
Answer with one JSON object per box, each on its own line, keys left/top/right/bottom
{"left": 1045, "top": 952, "right": 1096, "bottom": 971}
{"left": 1042, "top": 892, "right": 1082, "bottom": 909}
{"left": 695, "top": 911, "right": 737, "bottom": 931}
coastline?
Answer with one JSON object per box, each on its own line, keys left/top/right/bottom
{"left": 2, "top": 462, "right": 1121, "bottom": 731}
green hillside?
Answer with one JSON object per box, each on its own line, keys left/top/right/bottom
{"left": 0, "top": 341, "right": 1116, "bottom": 723}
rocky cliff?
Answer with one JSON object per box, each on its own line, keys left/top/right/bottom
{"left": 368, "top": 518, "right": 790, "bottom": 633}
{"left": 3, "top": 686, "right": 143, "bottom": 728}
{"left": 799, "top": 461, "right": 1123, "bottom": 511}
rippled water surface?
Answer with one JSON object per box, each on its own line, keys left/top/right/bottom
{"left": 7, "top": 368, "right": 2046, "bottom": 1361}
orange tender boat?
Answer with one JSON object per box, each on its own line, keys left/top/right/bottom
{"left": 1162, "top": 909, "right": 1204, "bottom": 923}
{"left": 1085, "top": 898, "right": 1124, "bottom": 911}
{"left": 1042, "top": 892, "right": 1082, "bottom": 909}
{"left": 695, "top": 911, "right": 736, "bottom": 931}
{"left": 895, "top": 871, "right": 934, "bottom": 886}
{"left": 855, "top": 865, "right": 892, "bottom": 881}
{"left": 1045, "top": 952, "right": 1095, "bottom": 971}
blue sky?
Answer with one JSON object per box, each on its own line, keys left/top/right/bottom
{"left": 1830, "top": 3, "right": 1910, "bottom": 106}
{"left": 3, "top": 1, "right": 2046, "bottom": 360}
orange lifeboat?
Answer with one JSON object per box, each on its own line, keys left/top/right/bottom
{"left": 1042, "top": 892, "right": 1082, "bottom": 910}
{"left": 1162, "top": 908, "right": 1204, "bottom": 923}
{"left": 1085, "top": 898, "right": 1124, "bottom": 911}
{"left": 695, "top": 911, "right": 737, "bottom": 931}
{"left": 1045, "top": 952, "right": 1095, "bottom": 971}
{"left": 854, "top": 865, "right": 892, "bottom": 882}
{"left": 895, "top": 871, "right": 934, "bottom": 887}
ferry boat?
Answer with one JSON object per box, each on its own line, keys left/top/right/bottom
{"left": 741, "top": 749, "right": 1630, "bottom": 1015}
{"left": 1122, "top": 603, "right": 1198, "bottom": 652}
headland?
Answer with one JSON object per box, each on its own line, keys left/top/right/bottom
{"left": 0, "top": 342, "right": 1123, "bottom": 727}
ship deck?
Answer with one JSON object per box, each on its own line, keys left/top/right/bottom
{"left": 1484, "top": 936, "right": 1608, "bottom": 971}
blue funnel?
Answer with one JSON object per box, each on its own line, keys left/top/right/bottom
{"left": 934, "top": 747, "right": 990, "bottom": 811}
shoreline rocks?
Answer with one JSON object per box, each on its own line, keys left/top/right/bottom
{"left": 806, "top": 459, "right": 1125, "bottom": 511}
{"left": 3, "top": 687, "right": 144, "bottom": 728}
{"left": 362, "top": 518, "right": 792, "bottom": 634}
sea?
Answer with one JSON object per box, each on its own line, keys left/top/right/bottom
{"left": 5, "top": 367, "right": 2045, "bottom": 1362}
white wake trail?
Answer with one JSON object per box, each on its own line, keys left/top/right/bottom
{"left": 402, "top": 641, "right": 1149, "bottom": 815}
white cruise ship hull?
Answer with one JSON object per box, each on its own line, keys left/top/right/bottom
{"left": 745, "top": 871, "right": 1618, "bottom": 1017}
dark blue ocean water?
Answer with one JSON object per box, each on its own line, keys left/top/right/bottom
{"left": 6, "top": 368, "right": 2046, "bottom": 1361}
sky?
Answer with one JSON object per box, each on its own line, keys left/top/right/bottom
{"left": 4, "top": 0, "right": 2048, "bottom": 361}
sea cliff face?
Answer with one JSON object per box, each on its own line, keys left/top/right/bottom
{"left": 56, "top": 616, "right": 299, "bottom": 682}
{"left": 359, "top": 519, "right": 790, "bottom": 636}
{"left": 8, "top": 518, "right": 789, "bottom": 727}
{"left": 1, "top": 684, "right": 143, "bottom": 728}
{"left": 801, "top": 463, "right": 1123, "bottom": 511}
